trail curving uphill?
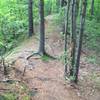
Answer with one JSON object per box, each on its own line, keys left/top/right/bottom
{"left": 5, "top": 15, "right": 100, "bottom": 100}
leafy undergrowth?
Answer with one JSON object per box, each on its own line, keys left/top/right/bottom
{"left": 84, "top": 19, "right": 100, "bottom": 50}
{"left": 0, "top": 81, "right": 31, "bottom": 100}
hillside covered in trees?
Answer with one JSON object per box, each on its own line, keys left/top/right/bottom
{"left": 0, "top": 0, "right": 100, "bottom": 100}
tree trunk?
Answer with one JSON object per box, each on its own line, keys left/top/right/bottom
{"left": 39, "top": 0, "right": 45, "bottom": 54}
{"left": 28, "top": 0, "right": 34, "bottom": 37}
{"left": 61, "top": 0, "right": 67, "bottom": 7}
{"left": 91, "top": 0, "right": 94, "bottom": 16}
{"left": 70, "top": 0, "right": 77, "bottom": 76}
{"left": 61, "top": 0, "right": 65, "bottom": 7}
{"left": 27, "top": 0, "right": 54, "bottom": 60}
{"left": 56, "top": 0, "right": 61, "bottom": 12}
{"left": 64, "top": 0, "right": 70, "bottom": 76}
{"left": 76, "top": 0, "right": 80, "bottom": 16}
{"left": 75, "top": 0, "right": 87, "bottom": 83}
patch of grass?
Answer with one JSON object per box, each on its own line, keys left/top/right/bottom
{"left": 41, "top": 55, "right": 50, "bottom": 62}
{"left": 90, "top": 72, "right": 100, "bottom": 90}
{"left": 86, "top": 55, "right": 97, "bottom": 64}
{"left": 22, "top": 95, "right": 30, "bottom": 100}
{"left": 0, "top": 81, "right": 31, "bottom": 100}
{"left": 0, "top": 92, "right": 17, "bottom": 100}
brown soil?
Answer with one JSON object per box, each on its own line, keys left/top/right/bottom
{"left": 0, "top": 15, "right": 100, "bottom": 100}
{"left": 9, "top": 32, "right": 82, "bottom": 100}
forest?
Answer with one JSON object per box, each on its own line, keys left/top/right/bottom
{"left": 0, "top": 0, "right": 100, "bottom": 100}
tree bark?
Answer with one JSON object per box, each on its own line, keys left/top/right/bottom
{"left": 61, "top": 0, "right": 65, "bottom": 7}
{"left": 28, "top": 0, "right": 34, "bottom": 37}
{"left": 76, "top": 0, "right": 80, "bottom": 16}
{"left": 64, "top": 0, "right": 70, "bottom": 76}
{"left": 70, "top": 0, "right": 77, "bottom": 76}
{"left": 75, "top": 0, "right": 87, "bottom": 83}
{"left": 61, "top": 0, "right": 67, "bottom": 7}
{"left": 91, "top": 0, "right": 94, "bottom": 16}
{"left": 39, "top": 0, "right": 45, "bottom": 54}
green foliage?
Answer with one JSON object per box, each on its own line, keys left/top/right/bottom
{"left": 86, "top": 55, "right": 97, "bottom": 64}
{"left": 0, "top": 82, "right": 31, "bottom": 100}
{"left": 69, "top": 76, "right": 76, "bottom": 81}
{"left": 87, "top": 0, "right": 100, "bottom": 21}
{"left": 0, "top": 0, "right": 60, "bottom": 54}
{"left": 44, "top": 0, "right": 59, "bottom": 15}
{"left": 90, "top": 72, "right": 100, "bottom": 90}
{"left": 22, "top": 96, "right": 30, "bottom": 100}
{"left": 0, "top": 0, "right": 28, "bottom": 51}
{"left": 41, "top": 55, "right": 50, "bottom": 62}
{"left": 0, "top": 93, "right": 16, "bottom": 100}
{"left": 0, "top": 42, "right": 6, "bottom": 56}
{"left": 65, "top": 74, "right": 76, "bottom": 82}
{"left": 53, "top": 7, "right": 65, "bottom": 25}
{"left": 84, "top": 19, "right": 100, "bottom": 50}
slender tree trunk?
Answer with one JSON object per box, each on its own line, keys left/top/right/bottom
{"left": 70, "top": 0, "right": 77, "bottom": 76}
{"left": 79, "top": 0, "right": 83, "bottom": 16}
{"left": 27, "top": 0, "right": 54, "bottom": 60}
{"left": 61, "top": 0, "right": 67, "bottom": 7}
{"left": 49, "top": 1, "right": 52, "bottom": 14}
{"left": 61, "top": 0, "right": 65, "bottom": 7}
{"left": 3, "top": 58, "right": 7, "bottom": 75}
{"left": 39, "top": 0, "right": 45, "bottom": 54}
{"left": 76, "top": 0, "right": 80, "bottom": 16}
{"left": 91, "top": 0, "right": 94, "bottom": 16}
{"left": 75, "top": 0, "right": 87, "bottom": 83}
{"left": 56, "top": 0, "right": 60, "bottom": 12}
{"left": 64, "top": 0, "right": 70, "bottom": 76}
{"left": 28, "top": 0, "right": 34, "bottom": 37}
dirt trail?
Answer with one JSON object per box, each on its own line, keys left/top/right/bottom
{"left": 4, "top": 22, "right": 84, "bottom": 100}
{"left": 5, "top": 15, "right": 100, "bottom": 100}
{"left": 8, "top": 32, "right": 82, "bottom": 100}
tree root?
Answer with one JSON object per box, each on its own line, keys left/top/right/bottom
{"left": 27, "top": 51, "right": 57, "bottom": 60}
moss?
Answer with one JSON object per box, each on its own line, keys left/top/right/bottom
{"left": 22, "top": 95, "right": 30, "bottom": 100}
{"left": 41, "top": 55, "right": 50, "bottom": 62}
{"left": 0, "top": 93, "right": 16, "bottom": 100}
